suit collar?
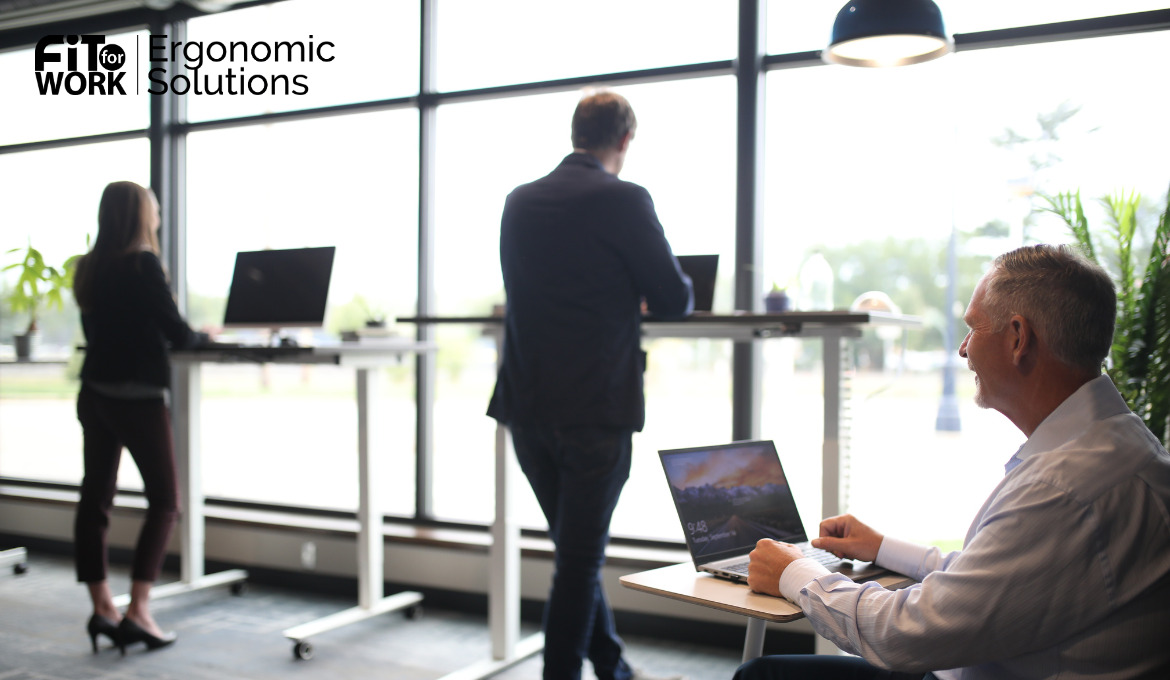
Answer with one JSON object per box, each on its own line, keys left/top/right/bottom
{"left": 560, "top": 151, "right": 606, "bottom": 171}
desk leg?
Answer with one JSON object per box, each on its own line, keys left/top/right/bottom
{"left": 821, "top": 332, "right": 842, "bottom": 521}
{"left": 281, "top": 366, "right": 423, "bottom": 658}
{"left": 742, "top": 617, "right": 766, "bottom": 662}
{"left": 434, "top": 329, "right": 543, "bottom": 680}
{"left": 357, "top": 367, "right": 384, "bottom": 609}
{"left": 490, "top": 422, "right": 519, "bottom": 657}
{"left": 818, "top": 332, "right": 853, "bottom": 657}
{"left": 432, "top": 422, "right": 542, "bottom": 679}
{"left": 175, "top": 361, "right": 203, "bottom": 585}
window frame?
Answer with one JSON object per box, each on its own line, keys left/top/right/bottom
{"left": 1, "top": 3, "right": 1168, "bottom": 548}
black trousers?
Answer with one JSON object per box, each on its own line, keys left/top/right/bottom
{"left": 511, "top": 422, "right": 635, "bottom": 680}
{"left": 736, "top": 655, "right": 936, "bottom": 680}
{"left": 74, "top": 386, "right": 179, "bottom": 583}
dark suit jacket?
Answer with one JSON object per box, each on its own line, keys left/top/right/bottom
{"left": 487, "top": 152, "right": 694, "bottom": 431}
{"left": 79, "top": 251, "right": 205, "bottom": 389}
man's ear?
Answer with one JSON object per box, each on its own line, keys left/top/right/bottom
{"left": 1008, "top": 314, "right": 1035, "bottom": 366}
{"left": 616, "top": 131, "right": 633, "bottom": 153}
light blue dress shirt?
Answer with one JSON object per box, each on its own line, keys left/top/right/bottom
{"left": 779, "top": 375, "right": 1170, "bottom": 679}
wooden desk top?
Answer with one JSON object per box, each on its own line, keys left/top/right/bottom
{"left": 620, "top": 561, "right": 915, "bottom": 623}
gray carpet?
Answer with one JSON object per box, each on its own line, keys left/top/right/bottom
{"left": 0, "top": 550, "right": 743, "bottom": 680}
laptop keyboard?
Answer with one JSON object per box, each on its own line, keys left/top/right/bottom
{"left": 722, "top": 544, "right": 841, "bottom": 575}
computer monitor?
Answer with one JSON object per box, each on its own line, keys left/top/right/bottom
{"left": 222, "top": 246, "right": 336, "bottom": 331}
{"left": 677, "top": 254, "right": 718, "bottom": 312}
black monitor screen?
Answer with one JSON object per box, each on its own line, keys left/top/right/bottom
{"left": 677, "top": 254, "right": 718, "bottom": 312}
{"left": 222, "top": 246, "right": 336, "bottom": 329}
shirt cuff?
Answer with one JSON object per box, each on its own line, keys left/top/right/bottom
{"left": 779, "top": 557, "right": 832, "bottom": 601}
{"left": 875, "top": 535, "right": 930, "bottom": 579}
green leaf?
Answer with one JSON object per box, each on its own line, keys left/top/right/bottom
{"left": 1048, "top": 184, "right": 1170, "bottom": 449}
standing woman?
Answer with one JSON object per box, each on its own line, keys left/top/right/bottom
{"left": 72, "top": 181, "right": 206, "bottom": 655}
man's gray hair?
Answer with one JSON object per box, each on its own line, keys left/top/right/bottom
{"left": 983, "top": 244, "right": 1116, "bottom": 373}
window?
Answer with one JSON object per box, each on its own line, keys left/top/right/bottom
{"left": 2, "top": 1, "right": 1167, "bottom": 548}
{"left": 184, "top": 110, "right": 420, "bottom": 511}
{"left": 0, "top": 31, "right": 149, "bottom": 146}
{"left": 429, "top": 77, "right": 737, "bottom": 534}
{"left": 185, "top": 0, "right": 419, "bottom": 122}
{"left": 0, "top": 139, "right": 149, "bottom": 485}
{"left": 435, "top": 0, "right": 736, "bottom": 91}
{"left": 761, "top": 29, "right": 1169, "bottom": 545}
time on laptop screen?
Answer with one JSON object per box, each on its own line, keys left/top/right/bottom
{"left": 661, "top": 442, "right": 807, "bottom": 558}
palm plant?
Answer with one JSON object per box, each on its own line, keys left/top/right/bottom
{"left": 3, "top": 241, "right": 83, "bottom": 335}
{"left": 1038, "top": 185, "right": 1170, "bottom": 448}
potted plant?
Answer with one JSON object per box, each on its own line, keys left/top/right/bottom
{"left": 764, "top": 282, "right": 791, "bottom": 313}
{"left": 3, "top": 240, "right": 83, "bottom": 360}
{"left": 1038, "top": 185, "right": 1170, "bottom": 448}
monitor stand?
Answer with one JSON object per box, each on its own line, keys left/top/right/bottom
{"left": 265, "top": 328, "right": 301, "bottom": 348}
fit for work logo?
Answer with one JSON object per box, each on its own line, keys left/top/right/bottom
{"left": 34, "top": 35, "right": 128, "bottom": 95}
{"left": 32, "top": 33, "right": 336, "bottom": 97}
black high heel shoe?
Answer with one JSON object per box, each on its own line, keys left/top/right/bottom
{"left": 86, "top": 614, "right": 121, "bottom": 653}
{"left": 117, "top": 616, "right": 177, "bottom": 656}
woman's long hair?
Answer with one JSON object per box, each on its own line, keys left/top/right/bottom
{"left": 73, "top": 181, "right": 160, "bottom": 312}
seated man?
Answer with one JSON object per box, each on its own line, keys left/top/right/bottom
{"left": 737, "top": 244, "right": 1170, "bottom": 680}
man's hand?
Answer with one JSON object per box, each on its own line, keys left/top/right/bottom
{"left": 812, "top": 514, "right": 884, "bottom": 563}
{"left": 747, "top": 539, "right": 804, "bottom": 596}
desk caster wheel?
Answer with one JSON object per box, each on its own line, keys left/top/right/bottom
{"left": 405, "top": 604, "right": 423, "bottom": 620}
{"left": 293, "top": 640, "right": 313, "bottom": 660}
{"left": 13, "top": 562, "right": 28, "bottom": 575}
{"left": 230, "top": 581, "right": 248, "bottom": 596}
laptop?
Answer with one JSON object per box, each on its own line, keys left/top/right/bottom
{"left": 676, "top": 254, "right": 718, "bottom": 313}
{"left": 659, "top": 439, "right": 885, "bottom": 584}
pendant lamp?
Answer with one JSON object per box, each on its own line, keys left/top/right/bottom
{"left": 824, "top": 0, "right": 953, "bottom": 67}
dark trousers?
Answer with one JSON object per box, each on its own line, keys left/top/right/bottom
{"left": 74, "top": 386, "right": 179, "bottom": 583}
{"left": 735, "top": 655, "right": 936, "bottom": 680}
{"left": 511, "top": 422, "right": 635, "bottom": 680}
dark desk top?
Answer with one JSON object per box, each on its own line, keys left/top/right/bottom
{"left": 397, "top": 311, "right": 922, "bottom": 339}
{"left": 399, "top": 310, "right": 919, "bottom": 325}
{"left": 170, "top": 339, "right": 435, "bottom": 366}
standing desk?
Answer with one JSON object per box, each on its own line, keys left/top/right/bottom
{"left": 398, "top": 310, "right": 919, "bottom": 676}
{"left": 641, "top": 312, "right": 920, "bottom": 524}
{"left": 165, "top": 341, "right": 434, "bottom": 660}
{"left": 620, "top": 562, "right": 914, "bottom": 662}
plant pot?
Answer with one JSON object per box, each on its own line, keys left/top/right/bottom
{"left": 764, "top": 291, "right": 791, "bottom": 313}
{"left": 14, "top": 332, "right": 37, "bottom": 361}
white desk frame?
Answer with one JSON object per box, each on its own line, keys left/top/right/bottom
{"left": 0, "top": 546, "right": 28, "bottom": 575}
{"left": 164, "top": 342, "right": 434, "bottom": 659}
{"left": 641, "top": 311, "right": 920, "bottom": 523}
{"left": 399, "top": 311, "right": 919, "bottom": 673}
{"left": 620, "top": 562, "right": 914, "bottom": 662}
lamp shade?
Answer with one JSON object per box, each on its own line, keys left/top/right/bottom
{"left": 824, "top": 0, "right": 953, "bottom": 67}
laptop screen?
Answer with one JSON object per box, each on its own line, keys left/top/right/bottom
{"left": 659, "top": 440, "right": 809, "bottom": 564}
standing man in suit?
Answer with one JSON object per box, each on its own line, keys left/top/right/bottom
{"left": 488, "top": 91, "right": 694, "bottom": 680}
